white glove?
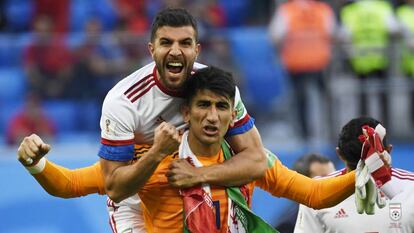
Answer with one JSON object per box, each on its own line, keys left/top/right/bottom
{"left": 355, "top": 160, "right": 386, "bottom": 215}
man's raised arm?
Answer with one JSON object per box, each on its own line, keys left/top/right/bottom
{"left": 17, "top": 134, "right": 105, "bottom": 198}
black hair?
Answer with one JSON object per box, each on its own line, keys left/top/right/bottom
{"left": 293, "top": 153, "right": 332, "bottom": 177}
{"left": 150, "top": 8, "right": 198, "bottom": 42}
{"left": 337, "top": 116, "right": 386, "bottom": 170}
{"left": 183, "top": 66, "right": 236, "bottom": 105}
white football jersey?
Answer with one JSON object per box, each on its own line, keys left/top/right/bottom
{"left": 99, "top": 62, "right": 254, "bottom": 233}
{"left": 294, "top": 168, "right": 414, "bottom": 233}
{"left": 99, "top": 62, "right": 253, "bottom": 161}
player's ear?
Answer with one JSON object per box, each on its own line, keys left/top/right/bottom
{"left": 229, "top": 109, "right": 236, "bottom": 128}
{"left": 335, "top": 147, "right": 346, "bottom": 163}
{"left": 195, "top": 43, "right": 201, "bottom": 59}
{"left": 181, "top": 104, "right": 190, "bottom": 124}
{"left": 148, "top": 42, "right": 155, "bottom": 59}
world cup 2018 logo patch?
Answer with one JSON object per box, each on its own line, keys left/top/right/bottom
{"left": 104, "top": 118, "right": 117, "bottom": 136}
{"left": 389, "top": 203, "right": 402, "bottom": 221}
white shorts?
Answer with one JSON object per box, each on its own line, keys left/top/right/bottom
{"left": 107, "top": 195, "right": 146, "bottom": 233}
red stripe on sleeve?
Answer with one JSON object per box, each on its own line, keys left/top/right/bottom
{"left": 231, "top": 114, "right": 251, "bottom": 129}
{"left": 101, "top": 138, "right": 135, "bottom": 146}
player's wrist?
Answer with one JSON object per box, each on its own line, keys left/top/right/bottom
{"left": 147, "top": 146, "right": 167, "bottom": 162}
{"left": 195, "top": 168, "right": 207, "bottom": 185}
{"left": 24, "top": 157, "right": 47, "bottom": 174}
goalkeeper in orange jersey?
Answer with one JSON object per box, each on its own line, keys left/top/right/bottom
{"left": 17, "top": 67, "right": 393, "bottom": 232}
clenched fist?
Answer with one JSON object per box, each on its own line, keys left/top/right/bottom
{"left": 151, "top": 122, "right": 181, "bottom": 159}
{"left": 17, "top": 134, "right": 51, "bottom": 166}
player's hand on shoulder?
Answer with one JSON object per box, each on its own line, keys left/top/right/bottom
{"left": 152, "top": 122, "right": 180, "bottom": 158}
{"left": 17, "top": 134, "right": 51, "bottom": 166}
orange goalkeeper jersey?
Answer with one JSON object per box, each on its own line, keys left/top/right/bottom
{"left": 139, "top": 147, "right": 355, "bottom": 233}
{"left": 33, "top": 145, "right": 355, "bottom": 233}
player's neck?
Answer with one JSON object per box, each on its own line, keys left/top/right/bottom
{"left": 187, "top": 134, "right": 221, "bottom": 157}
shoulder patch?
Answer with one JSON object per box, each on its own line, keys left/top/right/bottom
{"left": 104, "top": 118, "right": 118, "bottom": 136}
{"left": 235, "top": 100, "right": 245, "bottom": 119}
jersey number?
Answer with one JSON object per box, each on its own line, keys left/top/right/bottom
{"left": 213, "top": 200, "right": 220, "bottom": 229}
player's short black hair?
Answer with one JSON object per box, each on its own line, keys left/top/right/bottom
{"left": 183, "top": 66, "right": 236, "bottom": 105}
{"left": 293, "top": 153, "right": 332, "bottom": 177}
{"left": 337, "top": 116, "right": 387, "bottom": 170}
{"left": 150, "top": 8, "right": 198, "bottom": 42}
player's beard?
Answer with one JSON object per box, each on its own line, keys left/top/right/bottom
{"left": 156, "top": 59, "right": 192, "bottom": 91}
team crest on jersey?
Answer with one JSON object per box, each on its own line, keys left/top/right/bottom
{"left": 389, "top": 203, "right": 402, "bottom": 221}
{"left": 235, "top": 100, "right": 245, "bottom": 119}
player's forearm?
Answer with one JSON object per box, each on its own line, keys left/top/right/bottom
{"left": 258, "top": 160, "right": 355, "bottom": 209}
{"left": 102, "top": 149, "right": 164, "bottom": 202}
{"left": 308, "top": 171, "right": 355, "bottom": 209}
{"left": 199, "top": 147, "right": 267, "bottom": 186}
{"left": 33, "top": 160, "right": 104, "bottom": 198}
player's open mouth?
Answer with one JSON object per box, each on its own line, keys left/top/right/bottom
{"left": 203, "top": 125, "right": 219, "bottom": 136}
{"left": 166, "top": 62, "right": 184, "bottom": 74}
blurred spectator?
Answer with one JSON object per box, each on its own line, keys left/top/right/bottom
{"left": 24, "top": 16, "right": 73, "bottom": 99}
{"left": 112, "top": 23, "right": 149, "bottom": 76}
{"left": 269, "top": 0, "right": 335, "bottom": 140}
{"left": 71, "top": 18, "right": 123, "bottom": 102}
{"left": 292, "top": 153, "right": 336, "bottom": 178}
{"left": 190, "top": 0, "right": 227, "bottom": 29}
{"left": 6, "top": 93, "right": 56, "bottom": 145}
{"left": 247, "top": 0, "right": 274, "bottom": 25}
{"left": 112, "top": 0, "right": 149, "bottom": 34}
{"left": 147, "top": 0, "right": 186, "bottom": 23}
{"left": 396, "top": 0, "right": 414, "bottom": 125}
{"left": 0, "top": 0, "right": 6, "bottom": 31}
{"left": 199, "top": 33, "right": 243, "bottom": 87}
{"left": 275, "top": 153, "right": 335, "bottom": 233}
{"left": 339, "top": 0, "right": 399, "bottom": 128}
{"left": 33, "top": 0, "right": 69, "bottom": 33}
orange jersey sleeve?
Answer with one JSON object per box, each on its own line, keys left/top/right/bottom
{"left": 33, "top": 160, "right": 105, "bottom": 198}
{"left": 255, "top": 158, "right": 355, "bottom": 209}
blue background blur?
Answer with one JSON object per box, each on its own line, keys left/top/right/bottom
{"left": 1, "top": 0, "right": 414, "bottom": 232}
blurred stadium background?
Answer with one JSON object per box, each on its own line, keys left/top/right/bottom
{"left": 1, "top": 0, "right": 413, "bottom": 232}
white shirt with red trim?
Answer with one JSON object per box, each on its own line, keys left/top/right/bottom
{"left": 294, "top": 168, "right": 414, "bottom": 233}
{"left": 100, "top": 61, "right": 253, "bottom": 233}
{"left": 100, "top": 62, "right": 251, "bottom": 154}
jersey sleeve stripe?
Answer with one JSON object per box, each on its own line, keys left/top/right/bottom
{"left": 126, "top": 78, "right": 155, "bottom": 99}
{"left": 131, "top": 82, "right": 156, "bottom": 103}
{"left": 392, "top": 168, "right": 414, "bottom": 181}
{"left": 225, "top": 116, "right": 255, "bottom": 137}
{"left": 124, "top": 74, "right": 153, "bottom": 95}
{"left": 231, "top": 114, "right": 251, "bottom": 129}
{"left": 314, "top": 168, "right": 347, "bottom": 179}
{"left": 101, "top": 138, "right": 135, "bottom": 146}
{"left": 98, "top": 144, "right": 135, "bottom": 161}
{"left": 393, "top": 168, "right": 414, "bottom": 176}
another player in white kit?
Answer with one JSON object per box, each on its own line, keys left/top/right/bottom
{"left": 294, "top": 117, "right": 414, "bottom": 233}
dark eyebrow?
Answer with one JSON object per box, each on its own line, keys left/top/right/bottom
{"left": 180, "top": 38, "right": 194, "bottom": 43}
{"left": 159, "top": 37, "right": 172, "bottom": 42}
{"left": 217, "top": 101, "right": 230, "bottom": 108}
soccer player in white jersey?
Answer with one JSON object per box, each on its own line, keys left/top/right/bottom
{"left": 294, "top": 116, "right": 414, "bottom": 233}
{"left": 17, "top": 9, "right": 402, "bottom": 233}
{"left": 17, "top": 8, "right": 268, "bottom": 233}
